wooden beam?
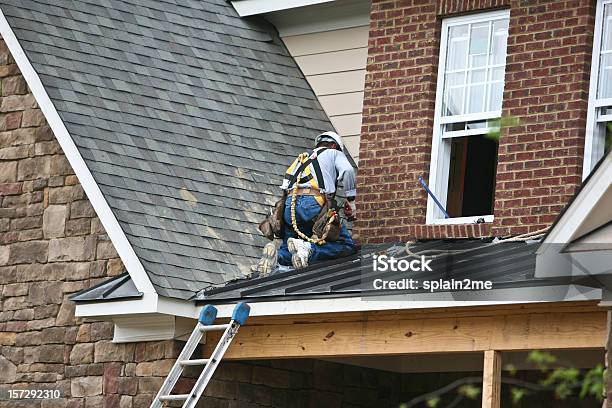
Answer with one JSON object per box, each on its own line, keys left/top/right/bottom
{"left": 203, "top": 305, "right": 606, "bottom": 359}
{"left": 482, "top": 350, "right": 501, "bottom": 408}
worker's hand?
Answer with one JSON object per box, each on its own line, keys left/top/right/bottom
{"left": 344, "top": 200, "right": 356, "bottom": 221}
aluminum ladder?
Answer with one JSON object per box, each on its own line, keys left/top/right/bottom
{"left": 150, "top": 302, "right": 250, "bottom": 408}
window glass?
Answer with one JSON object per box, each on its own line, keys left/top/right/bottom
{"left": 598, "top": 3, "right": 612, "bottom": 99}
{"left": 442, "top": 16, "right": 509, "bottom": 118}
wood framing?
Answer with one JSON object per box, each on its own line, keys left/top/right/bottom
{"left": 482, "top": 350, "right": 502, "bottom": 408}
{"left": 203, "top": 302, "right": 606, "bottom": 359}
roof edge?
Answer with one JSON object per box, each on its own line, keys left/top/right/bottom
{"left": 0, "top": 8, "right": 156, "bottom": 294}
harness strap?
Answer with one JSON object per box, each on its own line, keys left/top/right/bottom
{"left": 284, "top": 147, "right": 327, "bottom": 190}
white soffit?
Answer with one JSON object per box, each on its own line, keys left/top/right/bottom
{"left": 231, "top": 0, "right": 334, "bottom": 16}
{"left": 263, "top": 0, "right": 371, "bottom": 37}
{"left": 0, "top": 9, "right": 155, "bottom": 294}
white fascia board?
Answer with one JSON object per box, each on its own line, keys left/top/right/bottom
{"left": 540, "top": 153, "right": 612, "bottom": 250}
{"left": 231, "top": 0, "right": 334, "bottom": 16}
{"left": 74, "top": 293, "right": 199, "bottom": 320}
{"left": 0, "top": 9, "right": 155, "bottom": 294}
{"left": 210, "top": 284, "right": 600, "bottom": 318}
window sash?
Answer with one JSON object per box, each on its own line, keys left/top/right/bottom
{"left": 427, "top": 9, "right": 510, "bottom": 224}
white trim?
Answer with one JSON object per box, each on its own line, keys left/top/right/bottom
{"left": 431, "top": 214, "right": 494, "bottom": 225}
{"left": 231, "top": 0, "right": 334, "bottom": 16}
{"left": 0, "top": 10, "right": 155, "bottom": 294}
{"left": 441, "top": 127, "right": 495, "bottom": 139}
{"left": 113, "top": 314, "right": 176, "bottom": 343}
{"left": 541, "top": 152, "right": 612, "bottom": 247}
{"left": 264, "top": 0, "right": 371, "bottom": 37}
{"left": 426, "top": 9, "right": 510, "bottom": 225}
{"left": 583, "top": 0, "right": 611, "bottom": 179}
{"left": 74, "top": 293, "right": 198, "bottom": 319}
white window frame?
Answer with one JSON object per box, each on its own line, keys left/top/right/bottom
{"left": 426, "top": 9, "right": 510, "bottom": 225}
{"left": 584, "top": 0, "right": 612, "bottom": 179}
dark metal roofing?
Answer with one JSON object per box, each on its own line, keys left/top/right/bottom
{"left": 2, "top": 0, "right": 334, "bottom": 299}
{"left": 197, "top": 239, "right": 551, "bottom": 303}
{"left": 70, "top": 273, "right": 142, "bottom": 303}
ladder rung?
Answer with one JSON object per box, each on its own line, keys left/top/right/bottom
{"left": 158, "top": 394, "right": 189, "bottom": 401}
{"left": 179, "top": 358, "right": 210, "bottom": 366}
{"left": 199, "top": 324, "right": 229, "bottom": 332}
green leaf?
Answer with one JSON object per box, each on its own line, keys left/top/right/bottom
{"left": 458, "top": 384, "right": 481, "bottom": 400}
{"left": 426, "top": 397, "right": 440, "bottom": 407}
{"left": 511, "top": 387, "right": 527, "bottom": 404}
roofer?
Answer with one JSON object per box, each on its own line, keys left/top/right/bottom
{"left": 254, "top": 131, "right": 357, "bottom": 275}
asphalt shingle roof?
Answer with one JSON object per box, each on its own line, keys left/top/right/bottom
{"left": 3, "top": 0, "right": 333, "bottom": 299}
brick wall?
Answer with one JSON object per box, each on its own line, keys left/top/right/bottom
{"left": 355, "top": 0, "right": 595, "bottom": 243}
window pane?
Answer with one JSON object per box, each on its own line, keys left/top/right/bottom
{"left": 467, "top": 84, "right": 485, "bottom": 113}
{"left": 603, "top": 4, "right": 612, "bottom": 51}
{"left": 491, "top": 19, "right": 509, "bottom": 65}
{"left": 470, "top": 23, "right": 489, "bottom": 55}
{"left": 598, "top": 53, "right": 612, "bottom": 99}
{"left": 488, "top": 82, "right": 504, "bottom": 111}
{"left": 445, "top": 86, "right": 465, "bottom": 116}
{"left": 442, "top": 15, "right": 508, "bottom": 119}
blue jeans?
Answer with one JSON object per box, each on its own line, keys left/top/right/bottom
{"left": 278, "top": 195, "right": 355, "bottom": 266}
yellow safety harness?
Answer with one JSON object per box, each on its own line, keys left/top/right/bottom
{"left": 285, "top": 150, "right": 338, "bottom": 246}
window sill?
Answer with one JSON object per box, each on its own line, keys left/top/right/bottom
{"left": 429, "top": 215, "right": 494, "bottom": 225}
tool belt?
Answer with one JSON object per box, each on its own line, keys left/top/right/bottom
{"left": 294, "top": 188, "right": 326, "bottom": 207}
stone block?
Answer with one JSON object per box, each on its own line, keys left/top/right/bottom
{"left": 96, "top": 240, "right": 117, "bottom": 259}
{"left": 22, "top": 109, "right": 45, "bottom": 127}
{"left": 2, "top": 282, "right": 27, "bottom": 296}
{"left": 70, "top": 343, "right": 94, "bottom": 364}
{"left": 137, "top": 377, "right": 163, "bottom": 393}
{"left": 0, "top": 355, "right": 17, "bottom": 383}
{"left": 8, "top": 240, "right": 48, "bottom": 264}
{"left": 90, "top": 322, "right": 112, "bottom": 341}
{"left": 35, "top": 140, "right": 62, "bottom": 156}
{"left": 66, "top": 218, "right": 90, "bottom": 236}
{"left": 28, "top": 281, "right": 63, "bottom": 305}
{"left": 103, "top": 362, "right": 121, "bottom": 394}
{"left": 2, "top": 75, "right": 27, "bottom": 95}
{"left": 17, "top": 156, "right": 51, "bottom": 181}
{"left": 35, "top": 125, "right": 54, "bottom": 141}
{"left": 33, "top": 344, "right": 65, "bottom": 363}
{"left": 71, "top": 377, "right": 103, "bottom": 397}
{"left": 117, "top": 378, "right": 138, "bottom": 396}
{"left": 11, "top": 215, "right": 42, "bottom": 230}
{"left": 13, "top": 308, "right": 34, "bottom": 320}
{"left": 0, "top": 111, "right": 22, "bottom": 130}
{"left": 56, "top": 301, "right": 75, "bottom": 326}
{"left": 0, "top": 331, "right": 16, "bottom": 345}
{"left": 48, "top": 236, "right": 96, "bottom": 262}
{"left": 0, "top": 94, "right": 36, "bottom": 112}
{"left": 94, "top": 340, "right": 135, "bottom": 363}
{"left": 43, "top": 205, "right": 67, "bottom": 238}
{"left": 0, "top": 160, "right": 16, "bottom": 182}
{"left": 50, "top": 155, "right": 72, "bottom": 176}
{"left": 48, "top": 186, "right": 82, "bottom": 204}
{"left": 0, "top": 145, "right": 29, "bottom": 160}
{"left": 119, "top": 396, "right": 132, "bottom": 408}
{"left": 70, "top": 200, "right": 95, "bottom": 218}
{"left": 252, "top": 366, "right": 292, "bottom": 389}
{"left": 106, "top": 258, "right": 124, "bottom": 275}
{"left": 76, "top": 324, "right": 90, "bottom": 343}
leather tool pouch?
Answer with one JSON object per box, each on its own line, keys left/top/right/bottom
{"left": 312, "top": 196, "right": 341, "bottom": 243}
{"left": 258, "top": 192, "right": 287, "bottom": 240}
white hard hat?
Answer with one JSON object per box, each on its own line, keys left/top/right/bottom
{"left": 315, "top": 131, "right": 344, "bottom": 151}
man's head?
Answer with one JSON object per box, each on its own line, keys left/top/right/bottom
{"left": 315, "top": 131, "right": 344, "bottom": 152}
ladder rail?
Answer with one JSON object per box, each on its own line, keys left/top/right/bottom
{"left": 181, "top": 321, "right": 241, "bottom": 408}
{"left": 150, "top": 321, "right": 205, "bottom": 408}
{"left": 150, "top": 303, "right": 250, "bottom": 408}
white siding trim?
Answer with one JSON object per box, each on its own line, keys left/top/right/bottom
{"left": 231, "top": 0, "right": 333, "bottom": 17}
{"left": 0, "top": 9, "right": 156, "bottom": 294}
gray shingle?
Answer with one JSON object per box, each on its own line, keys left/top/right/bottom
{"left": 3, "top": 0, "right": 335, "bottom": 299}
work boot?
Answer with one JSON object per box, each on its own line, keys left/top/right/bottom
{"left": 252, "top": 242, "right": 278, "bottom": 277}
{"left": 287, "top": 238, "right": 312, "bottom": 269}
